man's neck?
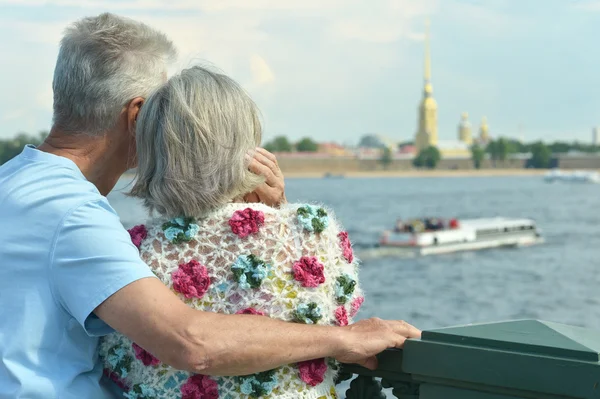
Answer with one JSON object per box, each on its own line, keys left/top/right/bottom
{"left": 38, "top": 128, "right": 128, "bottom": 196}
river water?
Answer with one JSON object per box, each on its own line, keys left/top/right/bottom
{"left": 107, "top": 176, "right": 600, "bottom": 332}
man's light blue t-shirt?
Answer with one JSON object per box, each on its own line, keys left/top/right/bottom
{"left": 0, "top": 146, "right": 155, "bottom": 398}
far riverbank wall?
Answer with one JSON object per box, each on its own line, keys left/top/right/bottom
{"left": 276, "top": 154, "right": 600, "bottom": 174}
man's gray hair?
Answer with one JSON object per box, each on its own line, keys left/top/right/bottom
{"left": 52, "top": 13, "right": 176, "bottom": 135}
{"left": 131, "top": 66, "right": 264, "bottom": 217}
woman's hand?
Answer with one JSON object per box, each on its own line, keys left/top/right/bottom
{"left": 244, "top": 147, "right": 287, "bottom": 207}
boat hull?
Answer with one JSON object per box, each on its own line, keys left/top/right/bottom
{"left": 363, "top": 232, "right": 543, "bottom": 258}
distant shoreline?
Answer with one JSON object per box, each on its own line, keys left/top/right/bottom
{"left": 283, "top": 169, "right": 553, "bottom": 179}
{"left": 123, "top": 168, "right": 599, "bottom": 180}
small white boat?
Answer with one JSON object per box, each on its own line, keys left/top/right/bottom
{"left": 377, "top": 217, "right": 543, "bottom": 256}
{"left": 544, "top": 169, "right": 600, "bottom": 184}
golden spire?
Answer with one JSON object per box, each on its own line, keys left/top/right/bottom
{"left": 424, "top": 19, "right": 431, "bottom": 83}
{"left": 423, "top": 19, "right": 433, "bottom": 96}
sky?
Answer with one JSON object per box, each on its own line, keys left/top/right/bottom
{"left": 1, "top": 0, "right": 600, "bottom": 144}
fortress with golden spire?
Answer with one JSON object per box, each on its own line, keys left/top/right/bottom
{"left": 415, "top": 20, "right": 437, "bottom": 152}
{"left": 413, "top": 20, "right": 485, "bottom": 159}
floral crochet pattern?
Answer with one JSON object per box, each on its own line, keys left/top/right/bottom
{"left": 237, "top": 370, "right": 278, "bottom": 398}
{"left": 293, "top": 302, "right": 323, "bottom": 324}
{"left": 335, "top": 274, "right": 357, "bottom": 304}
{"left": 232, "top": 254, "right": 269, "bottom": 289}
{"left": 124, "top": 384, "right": 157, "bottom": 399}
{"left": 132, "top": 343, "right": 160, "bottom": 367}
{"left": 297, "top": 205, "right": 329, "bottom": 233}
{"left": 338, "top": 231, "right": 354, "bottom": 263}
{"left": 162, "top": 217, "right": 200, "bottom": 244}
{"left": 172, "top": 260, "right": 211, "bottom": 299}
{"left": 292, "top": 256, "right": 326, "bottom": 288}
{"left": 128, "top": 225, "right": 148, "bottom": 250}
{"left": 236, "top": 308, "right": 265, "bottom": 316}
{"left": 298, "top": 358, "right": 328, "bottom": 387}
{"left": 103, "top": 368, "right": 128, "bottom": 391}
{"left": 181, "top": 375, "right": 219, "bottom": 399}
{"left": 350, "top": 296, "right": 365, "bottom": 317}
{"left": 100, "top": 202, "right": 362, "bottom": 399}
{"left": 229, "top": 208, "right": 265, "bottom": 238}
{"left": 105, "top": 345, "right": 133, "bottom": 379}
{"left": 335, "top": 306, "right": 348, "bottom": 327}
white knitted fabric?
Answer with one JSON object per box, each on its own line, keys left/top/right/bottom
{"left": 100, "top": 202, "right": 362, "bottom": 399}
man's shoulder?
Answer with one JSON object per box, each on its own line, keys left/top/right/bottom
{"left": 0, "top": 153, "right": 111, "bottom": 226}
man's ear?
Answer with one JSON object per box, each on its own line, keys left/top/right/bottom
{"left": 127, "top": 97, "right": 145, "bottom": 135}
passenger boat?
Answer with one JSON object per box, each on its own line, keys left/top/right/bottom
{"left": 544, "top": 169, "right": 600, "bottom": 184}
{"left": 377, "top": 217, "right": 543, "bottom": 256}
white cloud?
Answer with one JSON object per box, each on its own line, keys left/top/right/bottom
{"left": 0, "top": 0, "right": 439, "bottom": 139}
{"left": 249, "top": 55, "right": 275, "bottom": 86}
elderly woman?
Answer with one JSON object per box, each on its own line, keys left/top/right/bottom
{"left": 100, "top": 66, "right": 363, "bottom": 398}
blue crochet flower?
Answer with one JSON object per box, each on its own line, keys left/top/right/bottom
{"left": 232, "top": 255, "right": 269, "bottom": 289}
{"left": 237, "top": 370, "right": 277, "bottom": 398}
{"left": 297, "top": 205, "right": 329, "bottom": 233}
{"left": 124, "top": 384, "right": 156, "bottom": 399}
{"left": 335, "top": 274, "right": 357, "bottom": 304}
{"left": 105, "top": 345, "right": 133, "bottom": 379}
{"left": 162, "top": 217, "right": 199, "bottom": 244}
{"left": 293, "top": 302, "right": 323, "bottom": 324}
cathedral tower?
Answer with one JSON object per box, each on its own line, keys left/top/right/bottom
{"left": 458, "top": 112, "right": 472, "bottom": 145}
{"left": 479, "top": 116, "right": 490, "bottom": 143}
{"left": 415, "top": 20, "right": 438, "bottom": 152}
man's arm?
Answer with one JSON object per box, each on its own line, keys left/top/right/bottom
{"left": 94, "top": 277, "right": 419, "bottom": 375}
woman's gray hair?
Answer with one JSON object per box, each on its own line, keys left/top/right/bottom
{"left": 130, "top": 66, "right": 264, "bottom": 217}
{"left": 52, "top": 13, "right": 176, "bottom": 135}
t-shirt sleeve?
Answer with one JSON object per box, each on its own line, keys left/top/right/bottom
{"left": 50, "top": 199, "right": 156, "bottom": 336}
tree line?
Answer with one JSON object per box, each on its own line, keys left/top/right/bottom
{"left": 410, "top": 138, "right": 579, "bottom": 170}
{"left": 263, "top": 136, "right": 319, "bottom": 153}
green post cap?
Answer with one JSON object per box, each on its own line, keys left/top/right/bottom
{"left": 403, "top": 320, "right": 600, "bottom": 398}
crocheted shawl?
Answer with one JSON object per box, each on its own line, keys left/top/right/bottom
{"left": 100, "top": 202, "right": 363, "bottom": 399}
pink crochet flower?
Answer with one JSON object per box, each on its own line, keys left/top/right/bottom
{"left": 128, "top": 224, "right": 148, "bottom": 249}
{"left": 181, "top": 374, "right": 219, "bottom": 399}
{"left": 350, "top": 296, "right": 365, "bottom": 317}
{"left": 132, "top": 342, "right": 160, "bottom": 367}
{"left": 103, "top": 368, "right": 129, "bottom": 391}
{"left": 172, "top": 260, "right": 211, "bottom": 299}
{"left": 229, "top": 208, "right": 265, "bottom": 238}
{"left": 338, "top": 231, "right": 354, "bottom": 263}
{"left": 335, "top": 306, "right": 348, "bottom": 326}
{"left": 298, "top": 358, "right": 328, "bottom": 387}
{"left": 236, "top": 308, "right": 265, "bottom": 316}
{"left": 292, "top": 256, "right": 326, "bottom": 288}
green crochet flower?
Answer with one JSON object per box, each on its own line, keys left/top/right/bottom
{"left": 237, "top": 370, "right": 278, "bottom": 398}
{"left": 297, "top": 205, "right": 329, "bottom": 233}
{"left": 335, "top": 274, "right": 357, "bottom": 304}
{"left": 293, "top": 302, "right": 323, "bottom": 324}
{"left": 162, "top": 217, "right": 199, "bottom": 244}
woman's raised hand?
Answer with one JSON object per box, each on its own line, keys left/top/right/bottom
{"left": 244, "top": 147, "right": 287, "bottom": 207}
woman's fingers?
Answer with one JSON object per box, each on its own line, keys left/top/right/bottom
{"left": 255, "top": 147, "right": 278, "bottom": 164}
{"left": 248, "top": 158, "right": 276, "bottom": 183}
{"left": 252, "top": 151, "right": 281, "bottom": 181}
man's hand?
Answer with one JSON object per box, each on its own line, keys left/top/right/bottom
{"left": 334, "top": 318, "right": 421, "bottom": 370}
{"left": 244, "top": 148, "right": 286, "bottom": 207}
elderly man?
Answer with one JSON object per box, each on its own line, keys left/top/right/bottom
{"left": 0, "top": 13, "right": 419, "bottom": 398}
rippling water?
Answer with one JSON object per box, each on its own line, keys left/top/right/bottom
{"left": 108, "top": 176, "right": 600, "bottom": 331}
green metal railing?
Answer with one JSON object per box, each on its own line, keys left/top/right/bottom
{"left": 339, "top": 319, "right": 600, "bottom": 398}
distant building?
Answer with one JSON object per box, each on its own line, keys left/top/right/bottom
{"left": 478, "top": 117, "right": 491, "bottom": 145}
{"left": 458, "top": 112, "right": 473, "bottom": 146}
{"left": 593, "top": 127, "right": 600, "bottom": 146}
{"left": 413, "top": 20, "right": 470, "bottom": 159}
{"left": 318, "top": 142, "right": 349, "bottom": 157}
{"left": 414, "top": 20, "right": 438, "bottom": 153}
